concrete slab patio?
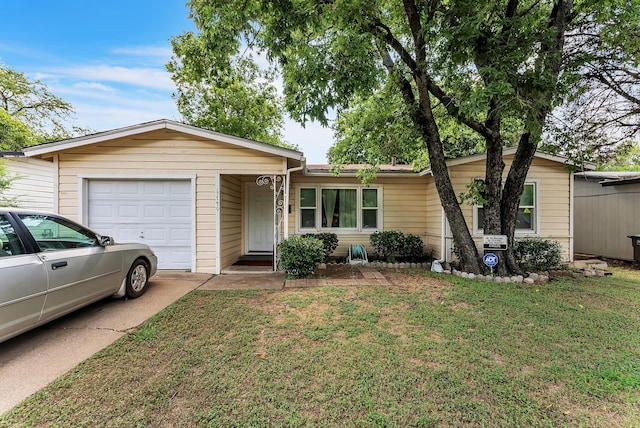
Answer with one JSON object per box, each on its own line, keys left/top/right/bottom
{"left": 199, "top": 272, "right": 287, "bottom": 290}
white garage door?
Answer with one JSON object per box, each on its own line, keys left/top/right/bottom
{"left": 88, "top": 180, "right": 192, "bottom": 270}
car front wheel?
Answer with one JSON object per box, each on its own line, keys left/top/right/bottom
{"left": 126, "top": 259, "right": 149, "bottom": 298}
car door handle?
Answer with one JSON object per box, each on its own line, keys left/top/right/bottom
{"left": 51, "top": 261, "right": 68, "bottom": 270}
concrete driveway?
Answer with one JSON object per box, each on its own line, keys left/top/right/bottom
{"left": 0, "top": 271, "right": 211, "bottom": 415}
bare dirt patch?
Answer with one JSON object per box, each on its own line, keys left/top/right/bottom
{"left": 382, "top": 269, "right": 452, "bottom": 301}
{"left": 313, "top": 264, "right": 366, "bottom": 279}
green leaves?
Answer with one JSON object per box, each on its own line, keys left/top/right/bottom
{"left": 168, "top": 3, "right": 287, "bottom": 146}
{"left": 0, "top": 64, "right": 77, "bottom": 147}
{"left": 279, "top": 235, "right": 324, "bottom": 278}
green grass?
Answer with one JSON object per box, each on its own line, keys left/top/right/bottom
{"left": 2, "top": 268, "right": 640, "bottom": 427}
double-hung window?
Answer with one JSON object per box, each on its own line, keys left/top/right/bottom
{"left": 476, "top": 182, "right": 537, "bottom": 233}
{"left": 298, "top": 186, "right": 381, "bottom": 232}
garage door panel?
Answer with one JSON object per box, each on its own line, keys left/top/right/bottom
{"left": 170, "top": 205, "right": 190, "bottom": 217}
{"left": 89, "top": 204, "right": 114, "bottom": 220}
{"left": 170, "top": 228, "right": 191, "bottom": 240}
{"left": 156, "top": 250, "right": 191, "bottom": 268}
{"left": 88, "top": 180, "right": 193, "bottom": 270}
{"left": 143, "top": 182, "right": 166, "bottom": 194}
{"left": 144, "top": 205, "right": 166, "bottom": 218}
{"left": 118, "top": 204, "right": 141, "bottom": 218}
{"left": 118, "top": 182, "right": 142, "bottom": 195}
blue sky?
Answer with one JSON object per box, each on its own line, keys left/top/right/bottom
{"left": 0, "top": 1, "right": 333, "bottom": 163}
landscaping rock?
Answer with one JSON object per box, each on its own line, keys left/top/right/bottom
{"left": 524, "top": 278, "right": 535, "bottom": 285}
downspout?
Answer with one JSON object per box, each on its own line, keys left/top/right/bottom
{"left": 284, "top": 160, "right": 306, "bottom": 239}
{"left": 569, "top": 171, "right": 575, "bottom": 262}
{"left": 441, "top": 207, "right": 447, "bottom": 263}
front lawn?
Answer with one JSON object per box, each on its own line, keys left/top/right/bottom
{"left": 2, "top": 268, "right": 640, "bottom": 427}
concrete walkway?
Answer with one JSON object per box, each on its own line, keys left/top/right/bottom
{"left": 199, "top": 266, "right": 390, "bottom": 290}
{"left": 0, "top": 271, "right": 211, "bottom": 415}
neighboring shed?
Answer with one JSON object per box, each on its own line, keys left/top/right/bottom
{"left": 0, "top": 152, "right": 54, "bottom": 211}
{"left": 574, "top": 171, "right": 640, "bottom": 261}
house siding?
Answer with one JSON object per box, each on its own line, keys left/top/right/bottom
{"left": 2, "top": 157, "right": 54, "bottom": 211}
{"left": 424, "top": 178, "right": 443, "bottom": 259}
{"left": 289, "top": 175, "right": 428, "bottom": 258}
{"left": 220, "top": 174, "right": 243, "bottom": 269}
{"left": 53, "top": 129, "right": 288, "bottom": 273}
{"left": 425, "top": 155, "right": 573, "bottom": 261}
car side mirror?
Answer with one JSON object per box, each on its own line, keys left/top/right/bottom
{"left": 99, "top": 236, "right": 114, "bottom": 246}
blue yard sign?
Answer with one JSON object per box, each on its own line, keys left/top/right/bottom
{"left": 483, "top": 253, "right": 499, "bottom": 268}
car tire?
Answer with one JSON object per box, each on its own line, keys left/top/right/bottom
{"left": 126, "top": 259, "right": 149, "bottom": 298}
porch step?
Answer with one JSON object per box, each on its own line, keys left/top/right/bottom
{"left": 221, "top": 265, "right": 276, "bottom": 275}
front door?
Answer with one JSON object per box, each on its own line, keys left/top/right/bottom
{"left": 247, "top": 184, "right": 274, "bottom": 253}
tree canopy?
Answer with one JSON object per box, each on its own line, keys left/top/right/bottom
{"left": 176, "top": 0, "right": 640, "bottom": 274}
{"left": 168, "top": 29, "right": 288, "bottom": 147}
{"left": 0, "top": 64, "right": 79, "bottom": 149}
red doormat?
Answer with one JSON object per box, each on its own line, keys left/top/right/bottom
{"left": 233, "top": 260, "right": 273, "bottom": 266}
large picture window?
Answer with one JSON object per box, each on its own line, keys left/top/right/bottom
{"left": 298, "top": 186, "right": 381, "bottom": 232}
{"left": 476, "top": 183, "right": 537, "bottom": 233}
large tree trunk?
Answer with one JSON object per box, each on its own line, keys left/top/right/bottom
{"left": 412, "top": 78, "right": 483, "bottom": 274}
{"left": 500, "top": 138, "right": 538, "bottom": 274}
{"left": 427, "top": 132, "right": 483, "bottom": 274}
{"left": 375, "top": 37, "right": 483, "bottom": 274}
{"left": 483, "top": 126, "right": 507, "bottom": 274}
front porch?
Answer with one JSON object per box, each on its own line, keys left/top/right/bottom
{"left": 222, "top": 254, "right": 275, "bottom": 275}
{"left": 218, "top": 174, "right": 288, "bottom": 274}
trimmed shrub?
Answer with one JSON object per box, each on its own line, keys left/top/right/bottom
{"left": 514, "top": 238, "right": 562, "bottom": 272}
{"left": 401, "top": 234, "right": 425, "bottom": 262}
{"left": 302, "top": 232, "right": 338, "bottom": 262}
{"left": 370, "top": 230, "right": 405, "bottom": 262}
{"left": 279, "top": 235, "right": 324, "bottom": 278}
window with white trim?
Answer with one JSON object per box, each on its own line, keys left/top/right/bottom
{"left": 298, "top": 186, "right": 381, "bottom": 232}
{"left": 476, "top": 182, "right": 537, "bottom": 233}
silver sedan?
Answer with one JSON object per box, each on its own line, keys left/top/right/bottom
{"left": 0, "top": 208, "right": 158, "bottom": 343}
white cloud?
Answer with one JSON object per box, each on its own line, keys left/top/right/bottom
{"left": 111, "top": 46, "right": 174, "bottom": 58}
{"left": 42, "top": 65, "right": 175, "bottom": 91}
{"left": 73, "top": 81, "right": 115, "bottom": 92}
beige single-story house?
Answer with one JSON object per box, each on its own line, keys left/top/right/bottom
{"left": 21, "top": 119, "right": 586, "bottom": 273}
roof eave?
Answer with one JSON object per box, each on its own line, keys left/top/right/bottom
{"left": 22, "top": 119, "right": 305, "bottom": 161}
{"left": 303, "top": 170, "right": 420, "bottom": 177}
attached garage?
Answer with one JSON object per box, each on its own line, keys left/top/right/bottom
{"left": 84, "top": 178, "right": 195, "bottom": 270}
{"left": 22, "top": 120, "right": 305, "bottom": 274}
